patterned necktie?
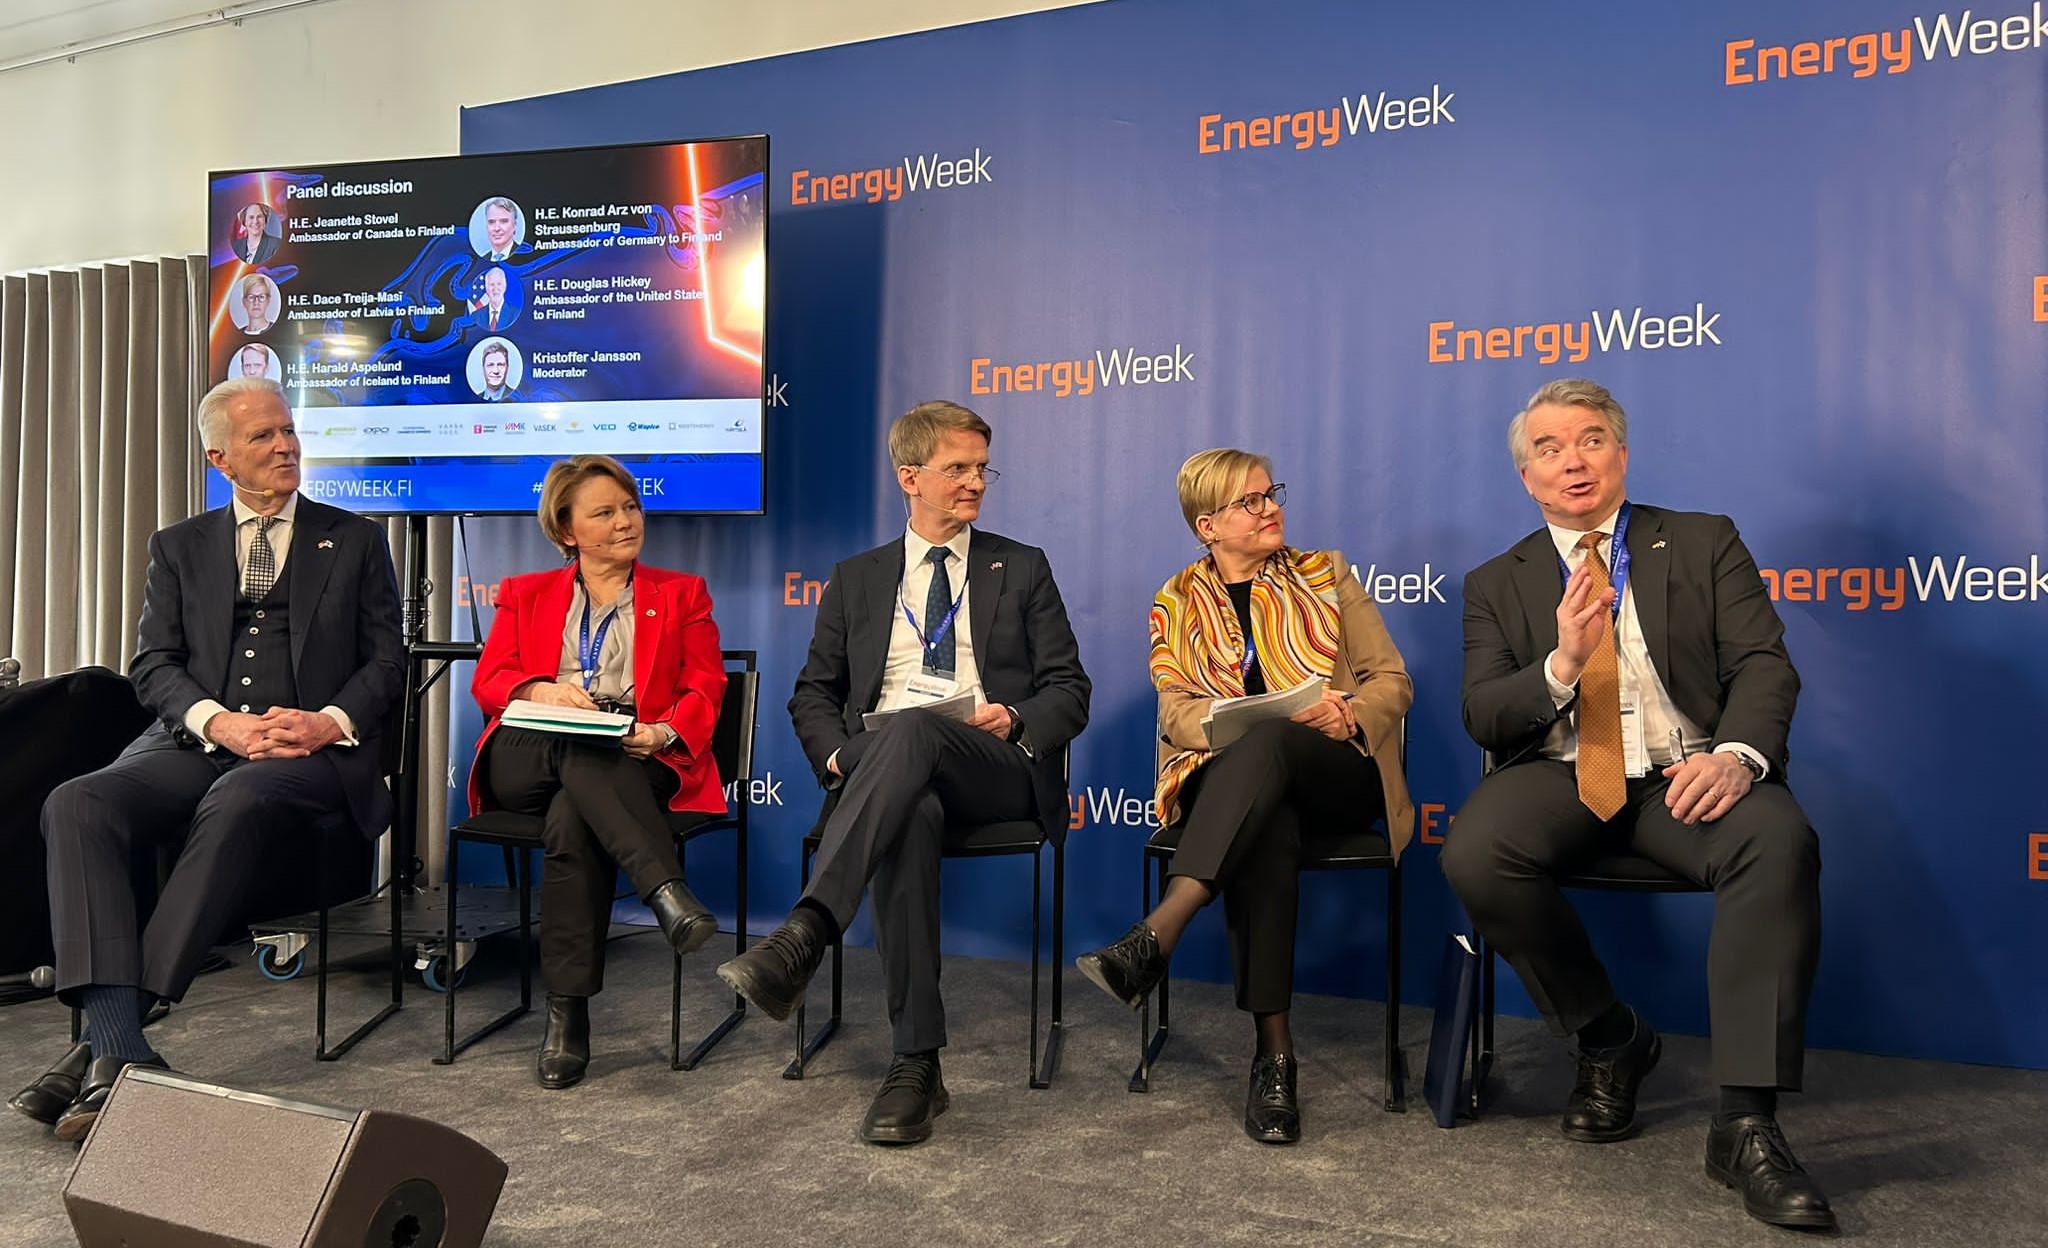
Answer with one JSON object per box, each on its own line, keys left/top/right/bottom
{"left": 922, "top": 545, "right": 956, "bottom": 676}
{"left": 1575, "top": 531, "right": 1626, "bottom": 820}
{"left": 245, "top": 516, "right": 279, "bottom": 600}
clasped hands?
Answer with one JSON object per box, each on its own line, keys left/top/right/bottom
{"left": 206, "top": 708, "right": 343, "bottom": 760}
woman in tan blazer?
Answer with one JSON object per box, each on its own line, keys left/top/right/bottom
{"left": 1076, "top": 448, "right": 1413, "bottom": 1143}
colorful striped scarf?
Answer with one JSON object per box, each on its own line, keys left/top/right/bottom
{"left": 1150, "top": 546, "right": 1343, "bottom": 824}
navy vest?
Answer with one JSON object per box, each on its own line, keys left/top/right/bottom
{"left": 221, "top": 579, "right": 299, "bottom": 714}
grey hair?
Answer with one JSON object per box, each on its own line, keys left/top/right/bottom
{"left": 196, "top": 377, "right": 286, "bottom": 452}
{"left": 1508, "top": 378, "right": 1629, "bottom": 469}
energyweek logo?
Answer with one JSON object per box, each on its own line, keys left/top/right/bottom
{"left": 1427, "top": 303, "right": 1722, "bottom": 366}
{"left": 968, "top": 341, "right": 1195, "bottom": 399}
{"left": 1758, "top": 554, "right": 2048, "bottom": 610}
{"left": 1724, "top": 3, "right": 2048, "bottom": 84}
{"left": 788, "top": 148, "right": 992, "bottom": 205}
{"left": 1196, "top": 82, "right": 1456, "bottom": 155}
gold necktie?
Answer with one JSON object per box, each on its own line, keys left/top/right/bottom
{"left": 1575, "top": 531, "right": 1626, "bottom": 820}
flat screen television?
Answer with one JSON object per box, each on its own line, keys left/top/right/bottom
{"left": 205, "top": 135, "right": 767, "bottom": 514}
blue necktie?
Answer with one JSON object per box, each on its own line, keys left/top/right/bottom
{"left": 922, "top": 545, "right": 956, "bottom": 676}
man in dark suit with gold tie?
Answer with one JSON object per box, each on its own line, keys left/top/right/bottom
{"left": 1443, "top": 379, "right": 1831, "bottom": 1230}
{"left": 11, "top": 378, "right": 403, "bottom": 1143}
{"left": 718, "top": 400, "right": 1090, "bottom": 1146}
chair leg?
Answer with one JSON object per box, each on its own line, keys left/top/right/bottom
{"left": 675, "top": 826, "right": 748, "bottom": 1072}
{"left": 438, "top": 842, "right": 459, "bottom": 1065}
{"left": 315, "top": 848, "right": 330, "bottom": 1060}
{"left": 1382, "top": 862, "right": 1407, "bottom": 1113}
{"left": 1131, "top": 851, "right": 1170, "bottom": 1093}
{"left": 1032, "top": 836, "right": 1064, "bottom": 1090}
{"left": 786, "top": 842, "right": 841, "bottom": 1080}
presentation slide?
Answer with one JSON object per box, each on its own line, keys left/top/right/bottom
{"left": 204, "top": 136, "right": 768, "bottom": 513}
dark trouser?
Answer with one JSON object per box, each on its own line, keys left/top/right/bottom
{"left": 1167, "top": 718, "right": 1384, "bottom": 1014}
{"left": 485, "top": 727, "right": 687, "bottom": 997}
{"left": 43, "top": 742, "right": 351, "bottom": 1007}
{"left": 802, "top": 710, "right": 1038, "bottom": 1055}
{"left": 1440, "top": 758, "right": 1822, "bottom": 1089}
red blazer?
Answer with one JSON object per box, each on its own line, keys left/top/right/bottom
{"left": 469, "top": 562, "right": 728, "bottom": 816}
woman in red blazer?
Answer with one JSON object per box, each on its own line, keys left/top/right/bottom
{"left": 470, "top": 454, "right": 728, "bottom": 1089}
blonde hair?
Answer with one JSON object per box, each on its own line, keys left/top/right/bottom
{"left": 1175, "top": 447, "right": 1272, "bottom": 536}
{"left": 888, "top": 400, "right": 991, "bottom": 468}
{"left": 537, "top": 455, "right": 639, "bottom": 558}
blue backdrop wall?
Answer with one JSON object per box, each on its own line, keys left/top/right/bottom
{"left": 448, "top": 0, "right": 2048, "bottom": 1069}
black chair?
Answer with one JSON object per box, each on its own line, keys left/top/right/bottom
{"left": 786, "top": 748, "right": 1068, "bottom": 1090}
{"left": 1465, "top": 751, "right": 1708, "bottom": 1116}
{"left": 307, "top": 705, "right": 409, "bottom": 1061}
{"left": 1130, "top": 721, "right": 1409, "bottom": 1113}
{"left": 439, "top": 650, "right": 759, "bottom": 1068}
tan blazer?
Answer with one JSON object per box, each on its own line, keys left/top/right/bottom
{"left": 1154, "top": 550, "right": 1416, "bottom": 858}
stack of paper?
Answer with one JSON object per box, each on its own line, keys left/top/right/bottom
{"left": 862, "top": 687, "right": 981, "bottom": 732}
{"left": 1202, "top": 676, "right": 1327, "bottom": 749}
{"left": 502, "top": 698, "right": 633, "bottom": 742}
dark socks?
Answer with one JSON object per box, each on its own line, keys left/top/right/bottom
{"left": 1577, "top": 1000, "right": 1636, "bottom": 1052}
{"left": 79, "top": 985, "right": 158, "bottom": 1064}
{"left": 794, "top": 897, "right": 841, "bottom": 943}
{"left": 1717, "top": 1086, "right": 1779, "bottom": 1124}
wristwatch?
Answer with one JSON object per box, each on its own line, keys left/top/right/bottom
{"left": 1732, "top": 752, "right": 1765, "bottom": 781}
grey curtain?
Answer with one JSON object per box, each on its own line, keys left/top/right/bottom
{"left": 0, "top": 257, "right": 459, "bottom": 875}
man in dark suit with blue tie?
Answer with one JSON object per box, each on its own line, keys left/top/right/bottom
{"left": 12, "top": 378, "right": 403, "bottom": 1142}
{"left": 718, "top": 400, "right": 1090, "bottom": 1146}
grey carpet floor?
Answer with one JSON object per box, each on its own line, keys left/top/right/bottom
{"left": 3, "top": 930, "right": 2045, "bottom": 1248}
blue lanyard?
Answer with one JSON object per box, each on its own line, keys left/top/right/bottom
{"left": 577, "top": 578, "right": 628, "bottom": 690}
{"left": 1241, "top": 635, "right": 1258, "bottom": 677}
{"left": 899, "top": 557, "right": 967, "bottom": 673}
{"left": 1556, "top": 501, "right": 1631, "bottom": 618}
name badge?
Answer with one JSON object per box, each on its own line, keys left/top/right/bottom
{"left": 903, "top": 673, "right": 959, "bottom": 702}
{"left": 1620, "top": 691, "right": 1650, "bottom": 777}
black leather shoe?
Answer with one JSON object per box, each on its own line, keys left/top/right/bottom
{"left": 1244, "top": 1052, "right": 1301, "bottom": 1144}
{"left": 9, "top": 1042, "right": 93, "bottom": 1126}
{"left": 1075, "top": 923, "right": 1168, "bottom": 1009}
{"left": 715, "top": 906, "right": 830, "bottom": 1022}
{"left": 52, "top": 1054, "right": 167, "bottom": 1143}
{"left": 1563, "top": 1010, "right": 1661, "bottom": 1143}
{"left": 1707, "top": 1115, "right": 1837, "bottom": 1230}
{"left": 537, "top": 995, "right": 591, "bottom": 1090}
{"left": 860, "top": 1052, "right": 948, "bottom": 1146}
{"left": 647, "top": 879, "right": 717, "bottom": 958}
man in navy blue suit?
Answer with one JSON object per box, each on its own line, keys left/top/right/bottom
{"left": 11, "top": 378, "right": 403, "bottom": 1143}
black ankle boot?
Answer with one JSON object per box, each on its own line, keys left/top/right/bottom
{"left": 647, "top": 879, "right": 717, "bottom": 957}
{"left": 1244, "top": 1052, "right": 1301, "bottom": 1144}
{"left": 537, "top": 994, "right": 590, "bottom": 1090}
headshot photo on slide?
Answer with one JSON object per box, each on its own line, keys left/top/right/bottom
{"left": 471, "top": 195, "right": 526, "bottom": 262}
{"left": 468, "top": 265, "right": 524, "bottom": 333}
{"left": 229, "top": 272, "right": 282, "bottom": 335}
{"left": 468, "top": 337, "right": 524, "bottom": 402}
{"left": 230, "top": 342, "right": 283, "bottom": 383}
{"left": 230, "top": 201, "right": 282, "bottom": 266}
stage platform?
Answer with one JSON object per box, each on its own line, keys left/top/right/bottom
{"left": 3, "top": 930, "right": 2043, "bottom": 1247}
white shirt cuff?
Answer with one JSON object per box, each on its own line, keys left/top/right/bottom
{"left": 1542, "top": 650, "right": 1578, "bottom": 708}
{"left": 1714, "top": 742, "right": 1769, "bottom": 781}
{"left": 184, "top": 699, "right": 229, "bottom": 752}
{"left": 321, "top": 705, "right": 359, "bottom": 747}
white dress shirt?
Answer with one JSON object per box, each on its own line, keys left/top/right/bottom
{"left": 1539, "top": 508, "right": 1766, "bottom": 778}
{"left": 184, "top": 492, "right": 358, "bottom": 749}
{"left": 875, "top": 524, "right": 981, "bottom": 712}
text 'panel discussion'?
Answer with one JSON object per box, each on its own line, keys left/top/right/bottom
{"left": 0, "top": 1, "right": 2042, "bottom": 1245}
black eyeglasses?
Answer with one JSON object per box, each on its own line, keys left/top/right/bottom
{"left": 911, "top": 464, "right": 1001, "bottom": 484}
{"left": 1213, "top": 483, "right": 1286, "bottom": 516}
